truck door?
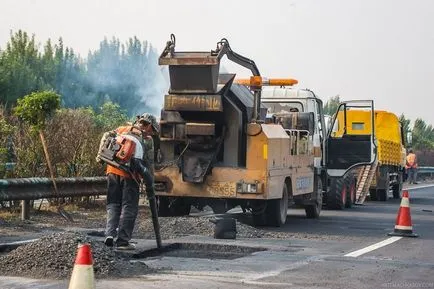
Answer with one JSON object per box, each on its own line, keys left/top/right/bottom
{"left": 326, "top": 100, "right": 376, "bottom": 177}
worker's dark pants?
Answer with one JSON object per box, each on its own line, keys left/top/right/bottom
{"left": 105, "top": 173, "right": 139, "bottom": 245}
{"left": 407, "top": 168, "right": 418, "bottom": 184}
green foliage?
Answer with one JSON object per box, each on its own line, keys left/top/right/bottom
{"left": 0, "top": 30, "right": 167, "bottom": 116}
{"left": 411, "top": 118, "right": 434, "bottom": 151}
{"left": 13, "top": 91, "right": 60, "bottom": 130}
{"left": 399, "top": 114, "right": 411, "bottom": 145}
{"left": 0, "top": 109, "right": 16, "bottom": 177}
{"left": 0, "top": 30, "right": 46, "bottom": 106}
{"left": 93, "top": 101, "right": 129, "bottom": 130}
{"left": 3, "top": 100, "right": 127, "bottom": 178}
{"left": 323, "top": 95, "right": 340, "bottom": 115}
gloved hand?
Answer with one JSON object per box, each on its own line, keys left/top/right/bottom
{"left": 131, "top": 158, "right": 153, "bottom": 186}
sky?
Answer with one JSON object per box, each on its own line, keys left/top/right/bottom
{"left": 1, "top": 0, "right": 434, "bottom": 125}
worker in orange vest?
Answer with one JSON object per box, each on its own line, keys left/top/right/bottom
{"left": 103, "top": 113, "right": 159, "bottom": 250}
{"left": 405, "top": 149, "right": 418, "bottom": 184}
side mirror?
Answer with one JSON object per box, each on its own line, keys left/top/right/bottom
{"left": 406, "top": 132, "right": 412, "bottom": 145}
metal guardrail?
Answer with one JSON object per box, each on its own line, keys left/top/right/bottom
{"left": 1, "top": 167, "right": 434, "bottom": 202}
{"left": 417, "top": 167, "right": 434, "bottom": 174}
{"left": 0, "top": 177, "right": 107, "bottom": 202}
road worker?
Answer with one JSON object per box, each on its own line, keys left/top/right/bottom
{"left": 102, "top": 113, "right": 159, "bottom": 250}
{"left": 406, "top": 149, "right": 418, "bottom": 185}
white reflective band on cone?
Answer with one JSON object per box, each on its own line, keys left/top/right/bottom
{"left": 400, "top": 198, "right": 410, "bottom": 208}
{"left": 395, "top": 225, "right": 413, "bottom": 230}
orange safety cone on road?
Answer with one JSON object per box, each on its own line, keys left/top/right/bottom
{"left": 68, "top": 243, "right": 96, "bottom": 289}
{"left": 388, "top": 190, "right": 418, "bottom": 238}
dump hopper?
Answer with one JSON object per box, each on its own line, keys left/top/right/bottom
{"left": 159, "top": 48, "right": 226, "bottom": 94}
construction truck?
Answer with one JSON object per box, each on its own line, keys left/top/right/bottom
{"left": 154, "top": 34, "right": 376, "bottom": 226}
{"left": 332, "top": 110, "right": 406, "bottom": 202}
{"left": 259, "top": 89, "right": 377, "bottom": 210}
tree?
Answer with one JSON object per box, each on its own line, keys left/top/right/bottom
{"left": 93, "top": 101, "right": 129, "bottom": 130}
{"left": 0, "top": 30, "right": 43, "bottom": 106}
{"left": 1, "top": 31, "right": 168, "bottom": 116}
{"left": 13, "top": 91, "right": 72, "bottom": 220}
{"left": 412, "top": 118, "right": 434, "bottom": 151}
{"left": 0, "top": 107, "right": 15, "bottom": 177}
{"left": 323, "top": 95, "right": 340, "bottom": 115}
{"left": 13, "top": 91, "right": 60, "bottom": 131}
{"left": 399, "top": 114, "right": 411, "bottom": 146}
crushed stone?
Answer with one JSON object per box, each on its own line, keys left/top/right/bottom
{"left": 136, "top": 216, "right": 299, "bottom": 240}
{"left": 0, "top": 232, "right": 153, "bottom": 280}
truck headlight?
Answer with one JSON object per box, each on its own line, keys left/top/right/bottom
{"left": 237, "top": 182, "right": 259, "bottom": 193}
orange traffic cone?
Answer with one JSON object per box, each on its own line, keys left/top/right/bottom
{"left": 68, "top": 243, "right": 96, "bottom": 289}
{"left": 388, "top": 190, "right": 418, "bottom": 237}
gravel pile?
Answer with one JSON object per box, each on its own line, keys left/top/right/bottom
{"left": 0, "top": 232, "right": 152, "bottom": 279}
{"left": 136, "top": 216, "right": 290, "bottom": 239}
{"left": 135, "top": 215, "right": 347, "bottom": 241}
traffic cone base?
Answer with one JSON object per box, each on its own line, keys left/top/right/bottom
{"left": 388, "top": 190, "right": 419, "bottom": 238}
{"left": 388, "top": 229, "right": 418, "bottom": 238}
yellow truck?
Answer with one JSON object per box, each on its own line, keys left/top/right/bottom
{"left": 332, "top": 110, "right": 406, "bottom": 201}
{"left": 154, "top": 35, "right": 376, "bottom": 225}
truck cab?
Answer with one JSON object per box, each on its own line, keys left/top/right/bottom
{"left": 261, "top": 86, "right": 377, "bottom": 209}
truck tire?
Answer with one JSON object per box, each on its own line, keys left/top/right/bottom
{"left": 377, "top": 189, "right": 388, "bottom": 202}
{"left": 157, "top": 197, "right": 191, "bottom": 217}
{"left": 252, "top": 184, "right": 288, "bottom": 227}
{"left": 251, "top": 201, "right": 267, "bottom": 226}
{"left": 345, "top": 178, "right": 356, "bottom": 208}
{"left": 326, "top": 177, "right": 347, "bottom": 210}
{"left": 305, "top": 177, "right": 322, "bottom": 218}
{"left": 266, "top": 184, "right": 289, "bottom": 227}
{"left": 369, "top": 189, "right": 378, "bottom": 201}
{"left": 392, "top": 184, "right": 401, "bottom": 199}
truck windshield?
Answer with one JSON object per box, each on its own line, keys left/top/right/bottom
{"left": 262, "top": 102, "right": 304, "bottom": 114}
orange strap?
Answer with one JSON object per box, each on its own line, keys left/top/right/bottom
{"left": 106, "top": 165, "right": 131, "bottom": 178}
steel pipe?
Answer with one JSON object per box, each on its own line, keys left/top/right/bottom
{"left": 0, "top": 177, "right": 107, "bottom": 201}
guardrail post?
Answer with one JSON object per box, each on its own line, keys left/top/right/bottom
{"left": 21, "top": 200, "right": 30, "bottom": 220}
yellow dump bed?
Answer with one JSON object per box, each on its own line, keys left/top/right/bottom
{"left": 333, "top": 110, "right": 405, "bottom": 166}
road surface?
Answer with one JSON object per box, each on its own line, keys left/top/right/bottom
{"left": 1, "top": 184, "right": 433, "bottom": 289}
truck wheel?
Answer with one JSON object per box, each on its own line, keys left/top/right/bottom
{"left": 377, "top": 189, "right": 388, "bottom": 202}
{"left": 369, "top": 189, "right": 378, "bottom": 201}
{"left": 305, "top": 178, "right": 322, "bottom": 218}
{"left": 345, "top": 178, "right": 356, "bottom": 208}
{"left": 251, "top": 201, "right": 267, "bottom": 226}
{"left": 392, "top": 184, "right": 401, "bottom": 199}
{"left": 266, "top": 184, "right": 289, "bottom": 227}
{"left": 326, "top": 177, "right": 347, "bottom": 210}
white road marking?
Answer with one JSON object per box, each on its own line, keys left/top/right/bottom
{"left": 344, "top": 237, "right": 402, "bottom": 257}
{"left": 242, "top": 280, "right": 293, "bottom": 286}
{"left": 405, "top": 184, "right": 434, "bottom": 191}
